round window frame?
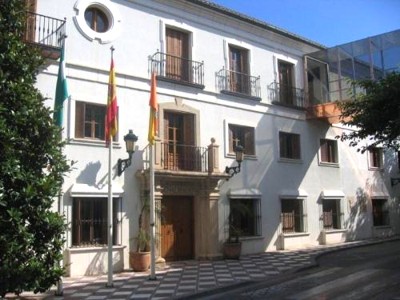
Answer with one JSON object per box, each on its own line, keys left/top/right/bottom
{"left": 74, "top": 0, "right": 121, "bottom": 44}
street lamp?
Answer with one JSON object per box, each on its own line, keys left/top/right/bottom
{"left": 225, "top": 145, "right": 244, "bottom": 179}
{"left": 117, "top": 129, "right": 138, "bottom": 176}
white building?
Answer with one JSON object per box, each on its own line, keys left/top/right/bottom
{"left": 28, "top": 0, "right": 400, "bottom": 276}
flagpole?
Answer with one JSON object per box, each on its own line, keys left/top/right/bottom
{"left": 149, "top": 143, "right": 156, "bottom": 280}
{"left": 107, "top": 46, "right": 115, "bottom": 288}
{"left": 55, "top": 30, "right": 68, "bottom": 297}
{"left": 148, "top": 71, "right": 158, "bottom": 280}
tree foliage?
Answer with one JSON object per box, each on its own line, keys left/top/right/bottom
{"left": 0, "top": 1, "right": 69, "bottom": 296}
{"left": 337, "top": 72, "right": 400, "bottom": 152}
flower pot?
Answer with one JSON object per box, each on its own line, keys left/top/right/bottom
{"left": 129, "top": 251, "right": 151, "bottom": 272}
{"left": 223, "top": 241, "right": 241, "bottom": 259}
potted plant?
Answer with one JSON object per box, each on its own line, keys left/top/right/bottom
{"left": 222, "top": 223, "right": 242, "bottom": 259}
{"left": 222, "top": 200, "right": 253, "bottom": 259}
{"left": 129, "top": 196, "right": 151, "bottom": 272}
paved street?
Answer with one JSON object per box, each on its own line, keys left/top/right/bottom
{"left": 199, "top": 239, "right": 400, "bottom": 299}
{"left": 3, "top": 238, "right": 398, "bottom": 300}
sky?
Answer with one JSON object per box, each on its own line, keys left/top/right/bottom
{"left": 210, "top": 0, "right": 400, "bottom": 47}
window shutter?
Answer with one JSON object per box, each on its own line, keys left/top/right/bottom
{"left": 293, "top": 134, "right": 300, "bottom": 159}
{"left": 75, "top": 102, "right": 84, "bottom": 138}
{"left": 320, "top": 139, "right": 328, "bottom": 162}
{"left": 183, "top": 114, "right": 195, "bottom": 146}
{"left": 244, "top": 128, "right": 254, "bottom": 155}
{"left": 228, "top": 125, "right": 234, "bottom": 153}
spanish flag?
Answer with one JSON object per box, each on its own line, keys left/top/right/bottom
{"left": 148, "top": 72, "right": 158, "bottom": 145}
{"left": 106, "top": 58, "right": 118, "bottom": 146}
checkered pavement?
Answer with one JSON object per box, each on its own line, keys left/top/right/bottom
{"left": 4, "top": 238, "right": 394, "bottom": 300}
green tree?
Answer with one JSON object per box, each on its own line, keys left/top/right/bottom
{"left": 0, "top": 1, "right": 69, "bottom": 296}
{"left": 337, "top": 72, "right": 400, "bottom": 152}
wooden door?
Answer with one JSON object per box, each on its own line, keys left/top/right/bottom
{"left": 161, "top": 196, "right": 194, "bottom": 261}
{"left": 278, "top": 61, "right": 294, "bottom": 105}
{"left": 166, "top": 28, "right": 190, "bottom": 82}
{"left": 229, "top": 46, "right": 249, "bottom": 94}
{"left": 25, "top": 0, "right": 37, "bottom": 43}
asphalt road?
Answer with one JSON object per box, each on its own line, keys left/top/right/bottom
{"left": 197, "top": 240, "right": 400, "bottom": 300}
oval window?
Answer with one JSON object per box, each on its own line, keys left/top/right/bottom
{"left": 84, "top": 7, "right": 109, "bottom": 33}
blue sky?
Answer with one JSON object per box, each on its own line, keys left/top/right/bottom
{"left": 210, "top": 0, "right": 400, "bottom": 47}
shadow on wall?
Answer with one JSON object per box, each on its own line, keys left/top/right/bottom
{"left": 345, "top": 187, "right": 369, "bottom": 241}
{"left": 76, "top": 161, "right": 101, "bottom": 186}
{"left": 66, "top": 248, "right": 124, "bottom": 277}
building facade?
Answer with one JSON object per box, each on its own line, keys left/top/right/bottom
{"left": 28, "top": 0, "right": 400, "bottom": 276}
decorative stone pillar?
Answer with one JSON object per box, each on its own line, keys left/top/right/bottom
{"left": 154, "top": 189, "right": 165, "bottom": 267}
{"left": 208, "top": 138, "right": 220, "bottom": 174}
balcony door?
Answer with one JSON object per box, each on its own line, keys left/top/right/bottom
{"left": 25, "top": 0, "right": 37, "bottom": 42}
{"left": 166, "top": 28, "right": 190, "bottom": 82}
{"left": 278, "top": 61, "right": 294, "bottom": 105}
{"left": 229, "top": 45, "right": 249, "bottom": 94}
{"left": 164, "top": 111, "right": 195, "bottom": 171}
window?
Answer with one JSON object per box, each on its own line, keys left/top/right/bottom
{"left": 279, "top": 132, "right": 300, "bottom": 160}
{"left": 72, "top": 198, "right": 119, "bottom": 246}
{"left": 228, "top": 124, "right": 255, "bottom": 155}
{"left": 166, "top": 28, "right": 190, "bottom": 82}
{"left": 320, "top": 139, "right": 338, "bottom": 164}
{"left": 369, "top": 147, "right": 383, "bottom": 169}
{"left": 281, "top": 199, "right": 306, "bottom": 233}
{"left": 372, "top": 198, "right": 390, "bottom": 226}
{"left": 229, "top": 198, "right": 261, "bottom": 237}
{"left": 75, "top": 101, "right": 117, "bottom": 141}
{"left": 278, "top": 60, "right": 295, "bottom": 105}
{"left": 85, "top": 6, "right": 109, "bottom": 33}
{"left": 322, "top": 199, "right": 342, "bottom": 230}
{"left": 229, "top": 45, "right": 249, "bottom": 94}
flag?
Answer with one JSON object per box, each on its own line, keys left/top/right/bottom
{"left": 54, "top": 45, "right": 69, "bottom": 127}
{"left": 148, "top": 72, "right": 158, "bottom": 145}
{"left": 106, "top": 58, "right": 118, "bottom": 146}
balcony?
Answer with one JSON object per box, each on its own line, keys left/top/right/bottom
{"left": 141, "top": 140, "right": 226, "bottom": 179}
{"left": 216, "top": 68, "right": 261, "bottom": 100}
{"left": 305, "top": 29, "right": 400, "bottom": 124}
{"left": 149, "top": 51, "right": 204, "bottom": 88}
{"left": 24, "top": 11, "right": 66, "bottom": 60}
{"left": 268, "top": 81, "right": 306, "bottom": 109}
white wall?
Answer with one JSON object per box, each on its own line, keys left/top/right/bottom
{"left": 35, "top": 0, "right": 400, "bottom": 275}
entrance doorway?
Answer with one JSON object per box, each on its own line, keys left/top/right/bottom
{"left": 161, "top": 196, "right": 194, "bottom": 261}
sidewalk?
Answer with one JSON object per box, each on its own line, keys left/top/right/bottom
{"left": 4, "top": 237, "right": 398, "bottom": 300}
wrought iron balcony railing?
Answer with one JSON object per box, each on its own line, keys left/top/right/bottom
{"left": 149, "top": 51, "right": 204, "bottom": 87}
{"left": 216, "top": 68, "right": 261, "bottom": 99}
{"left": 24, "top": 11, "right": 66, "bottom": 59}
{"left": 268, "top": 81, "right": 306, "bottom": 109}
{"left": 143, "top": 142, "right": 209, "bottom": 173}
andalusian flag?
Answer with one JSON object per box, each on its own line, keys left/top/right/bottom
{"left": 54, "top": 45, "right": 69, "bottom": 127}
{"left": 148, "top": 72, "right": 158, "bottom": 145}
{"left": 106, "top": 58, "right": 118, "bottom": 146}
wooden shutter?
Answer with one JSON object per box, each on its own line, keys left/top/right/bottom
{"left": 320, "top": 139, "right": 328, "bottom": 162}
{"left": 228, "top": 125, "right": 234, "bottom": 153}
{"left": 166, "top": 28, "right": 189, "bottom": 81}
{"left": 292, "top": 134, "right": 300, "bottom": 159}
{"left": 75, "top": 102, "right": 84, "bottom": 138}
{"left": 183, "top": 114, "right": 195, "bottom": 146}
{"left": 244, "top": 128, "right": 254, "bottom": 155}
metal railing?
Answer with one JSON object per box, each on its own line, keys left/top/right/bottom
{"left": 216, "top": 68, "right": 261, "bottom": 98}
{"left": 149, "top": 51, "right": 204, "bottom": 86}
{"left": 268, "top": 81, "right": 306, "bottom": 108}
{"left": 143, "top": 142, "right": 209, "bottom": 172}
{"left": 24, "top": 11, "right": 66, "bottom": 50}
